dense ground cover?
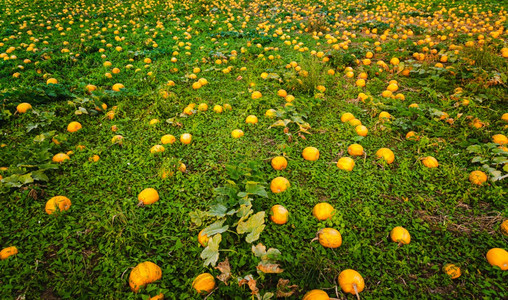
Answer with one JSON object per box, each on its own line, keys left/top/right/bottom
{"left": 1, "top": 0, "right": 507, "bottom": 298}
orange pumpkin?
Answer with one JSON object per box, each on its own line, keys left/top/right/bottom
{"left": 443, "top": 264, "right": 461, "bottom": 279}
{"left": 317, "top": 228, "right": 342, "bottom": 248}
{"left": 302, "top": 289, "right": 330, "bottom": 300}
{"left": 0, "top": 246, "right": 18, "bottom": 260}
{"left": 192, "top": 273, "right": 216, "bottom": 293}
{"left": 486, "top": 248, "right": 508, "bottom": 270}
{"left": 338, "top": 269, "right": 365, "bottom": 295}
{"left": 302, "top": 147, "right": 320, "bottom": 161}
{"left": 375, "top": 148, "right": 395, "bottom": 164}
{"left": 45, "top": 196, "right": 71, "bottom": 215}
{"left": 469, "top": 171, "right": 487, "bottom": 185}
{"left": 270, "top": 177, "right": 290, "bottom": 193}
{"left": 270, "top": 205, "right": 289, "bottom": 224}
{"left": 271, "top": 156, "right": 288, "bottom": 170}
{"left": 129, "top": 261, "right": 162, "bottom": 292}
{"left": 312, "top": 203, "right": 334, "bottom": 221}
{"left": 390, "top": 226, "right": 411, "bottom": 244}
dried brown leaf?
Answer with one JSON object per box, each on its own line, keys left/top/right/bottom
{"left": 215, "top": 258, "right": 231, "bottom": 285}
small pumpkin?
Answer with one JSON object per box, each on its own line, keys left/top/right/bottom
{"left": 355, "top": 125, "right": 368, "bottom": 137}
{"left": 501, "top": 220, "right": 508, "bottom": 236}
{"left": 375, "top": 148, "right": 394, "bottom": 164}
{"left": 192, "top": 273, "right": 215, "bottom": 293}
{"left": 45, "top": 196, "right": 71, "bottom": 215}
{"left": 129, "top": 261, "right": 162, "bottom": 292}
{"left": 67, "top": 121, "right": 82, "bottom": 133}
{"left": 231, "top": 129, "right": 244, "bottom": 138}
{"left": 52, "top": 153, "right": 70, "bottom": 163}
{"left": 0, "top": 246, "right": 18, "bottom": 260}
{"left": 161, "top": 135, "right": 176, "bottom": 144}
{"left": 302, "top": 147, "right": 319, "bottom": 161}
{"left": 149, "top": 293, "right": 164, "bottom": 300}
{"left": 150, "top": 145, "right": 165, "bottom": 154}
{"left": 270, "top": 205, "right": 289, "bottom": 225}
{"left": 337, "top": 157, "right": 355, "bottom": 171}
{"left": 302, "top": 289, "right": 330, "bottom": 300}
{"left": 270, "top": 177, "right": 290, "bottom": 193}
{"left": 312, "top": 203, "right": 334, "bottom": 221}
{"left": 486, "top": 248, "right": 508, "bottom": 271}
{"left": 347, "top": 144, "right": 364, "bottom": 156}
{"left": 492, "top": 134, "right": 508, "bottom": 145}
{"left": 422, "top": 156, "right": 438, "bottom": 168}
{"left": 341, "top": 113, "right": 355, "bottom": 123}
{"left": 180, "top": 133, "right": 192, "bottom": 144}
{"left": 198, "top": 230, "right": 209, "bottom": 247}
{"left": 138, "top": 188, "right": 159, "bottom": 205}
{"left": 317, "top": 228, "right": 342, "bottom": 248}
{"left": 390, "top": 226, "right": 411, "bottom": 244}
{"left": 271, "top": 156, "right": 288, "bottom": 170}
{"left": 469, "top": 170, "right": 487, "bottom": 185}
{"left": 442, "top": 264, "right": 461, "bottom": 279}
{"left": 338, "top": 269, "right": 365, "bottom": 295}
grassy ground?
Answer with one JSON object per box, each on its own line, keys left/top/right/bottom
{"left": 1, "top": 0, "right": 507, "bottom": 299}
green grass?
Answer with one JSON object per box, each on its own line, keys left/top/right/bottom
{"left": 1, "top": 0, "right": 508, "bottom": 299}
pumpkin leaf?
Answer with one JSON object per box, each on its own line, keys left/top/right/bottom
{"left": 262, "top": 292, "right": 274, "bottom": 300}
{"left": 202, "top": 219, "right": 229, "bottom": 236}
{"left": 276, "top": 279, "right": 298, "bottom": 298}
{"left": 208, "top": 203, "right": 228, "bottom": 217}
{"left": 257, "top": 261, "right": 284, "bottom": 274}
{"left": 31, "top": 170, "right": 49, "bottom": 182}
{"left": 252, "top": 243, "right": 267, "bottom": 257}
{"left": 201, "top": 234, "right": 221, "bottom": 267}
{"left": 263, "top": 248, "right": 282, "bottom": 262}
{"left": 189, "top": 210, "right": 208, "bottom": 227}
{"left": 238, "top": 274, "right": 258, "bottom": 295}
{"left": 237, "top": 211, "right": 265, "bottom": 243}
{"left": 269, "top": 119, "right": 291, "bottom": 128}
{"left": 245, "top": 182, "right": 268, "bottom": 198}
{"left": 235, "top": 205, "right": 253, "bottom": 226}
{"left": 214, "top": 258, "right": 231, "bottom": 285}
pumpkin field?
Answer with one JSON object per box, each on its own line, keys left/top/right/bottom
{"left": 1, "top": 0, "right": 508, "bottom": 298}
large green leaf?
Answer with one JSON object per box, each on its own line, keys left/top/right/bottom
{"left": 201, "top": 234, "right": 221, "bottom": 267}
{"left": 202, "top": 219, "right": 229, "bottom": 236}
{"left": 237, "top": 211, "right": 265, "bottom": 243}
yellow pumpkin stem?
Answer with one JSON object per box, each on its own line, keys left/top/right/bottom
{"left": 353, "top": 283, "right": 361, "bottom": 300}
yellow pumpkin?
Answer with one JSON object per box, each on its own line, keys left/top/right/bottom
{"left": 271, "top": 156, "right": 288, "bottom": 170}
{"left": 336, "top": 157, "right": 355, "bottom": 171}
{"left": 180, "top": 133, "right": 192, "bottom": 144}
{"left": 348, "top": 144, "right": 364, "bottom": 156}
{"left": 161, "top": 134, "right": 176, "bottom": 144}
{"left": 341, "top": 113, "right": 355, "bottom": 123}
{"left": 390, "top": 226, "right": 411, "bottom": 244}
{"left": 469, "top": 171, "right": 487, "bottom": 185}
{"left": 67, "top": 121, "right": 82, "bottom": 133}
{"left": 302, "top": 289, "right": 330, "bottom": 300}
{"left": 192, "top": 273, "right": 216, "bottom": 293}
{"left": 231, "top": 129, "right": 244, "bottom": 138}
{"left": 245, "top": 115, "right": 258, "bottom": 124}
{"left": 0, "top": 246, "right": 18, "bottom": 260}
{"left": 338, "top": 269, "right": 365, "bottom": 295}
{"left": 375, "top": 148, "right": 395, "bottom": 164}
{"left": 486, "top": 248, "right": 508, "bottom": 270}
{"left": 355, "top": 125, "right": 368, "bottom": 137}
{"left": 501, "top": 220, "right": 508, "bottom": 236}
{"left": 45, "top": 196, "right": 71, "bottom": 215}
{"left": 318, "top": 228, "right": 342, "bottom": 248}
{"left": 198, "top": 230, "right": 209, "bottom": 247}
{"left": 16, "top": 103, "right": 32, "bottom": 113}
{"left": 52, "top": 153, "right": 70, "bottom": 163}
{"left": 270, "top": 205, "right": 289, "bottom": 224}
{"left": 312, "top": 203, "right": 334, "bottom": 221}
{"left": 150, "top": 145, "right": 165, "bottom": 154}
{"left": 422, "top": 156, "right": 439, "bottom": 168}
{"left": 129, "top": 261, "right": 162, "bottom": 292}
{"left": 302, "top": 147, "right": 320, "bottom": 161}
{"left": 492, "top": 134, "right": 508, "bottom": 145}
{"left": 442, "top": 264, "right": 461, "bottom": 279}
{"left": 270, "top": 177, "right": 290, "bottom": 193}
{"left": 138, "top": 188, "right": 159, "bottom": 205}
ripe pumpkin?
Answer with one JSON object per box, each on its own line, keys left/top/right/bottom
{"left": 0, "top": 246, "right": 18, "bottom": 260}
{"left": 302, "top": 289, "right": 329, "bottom": 300}
{"left": 492, "top": 134, "right": 508, "bottom": 145}
{"left": 138, "top": 188, "right": 159, "bottom": 205}
{"left": 338, "top": 269, "right": 365, "bottom": 295}
{"left": 422, "top": 156, "right": 439, "bottom": 168}
{"left": 312, "top": 203, "right": 334, "bottom": 221}
{"left": 355, "top": 125, "right": 368, "bottom": 137}
{"left": 231, "top": 129, "right": 244, "bottom": 138}
{"left": 501, "top": 220, "right": 508, "bottom": 236}
{"left": 336, "top": 157, "right": 355, "bottom": 171}
{"left": 129, "top": 261, "right": 162, "bottom": 292}
{"left": 390, "top": 226, "right": 411, "bottom": 244}
{"left": 150, "top": 145, "right": 165, "bottom": 154}
{"left": 406, "top": 131, "right": 419, "bottom": 140}
{"left": 67, "top": 121, "right": 82, "bottom": 133}
{"left": 198, "top": 230, "right": 209, "bottom": 247}
{"left": 192, "top": 273, "right": 215, "bottom": 293}
{"left": 486, "top": 248, "right": 508, "bottom": 270}
{"left": 112, "top": 135, "right": 124, "bottom": 145}
{"left": 16, "top": 102, "right": 32, "bottom": 113}
{"left": 318, "top": 228, "right": 342, "bottom": 248}
{"left": 149, "top": 293, "right": 164, "bottom": 300}
{"left": 265, "top": 109, "right": 277, "bottom": 118}
{"left": 442, "top": 264, "right": 461, "bottom": 279}
{"left": 469, "top": 170, "right": 487, "bottom": 185}
{"left": 302, "top": 147, "right": 319, "bottom": 161}
{"left": 45, "top": 196, "right": 71, "bottom": 215}
{"left": 213, "top": 105, "right": 223, "bottom": 113}
{"left": 270, "top": 177, "right": 290, "bottom": 193}
{"left": 347, "top": 144, "right": 364, "bottom": 156}
{"left": 375, "top": 148, "right": 395, "bottom": 164}
{"left": 378, "top": 111, "right": 392, "bottom": 121}
{"left": 161, "top": 134, "right": 176, "bottom": 144}
{"left": 112, "top": 83, "right": 125, "bottom": 91}
{"left": 52, "top": 153, "right": 70, "bottom": 163}
{"left": 270, "top": 205, "right": 289, "bottom": 225}
{"left": 180, "top": 133, "right": 192, "bottom": 144}
{"left": 341, "top": 113, "right": 355, "bottom": 123}
{"left": 271, "top": 156, "right": 288, "bottom": 170}
{"left": 245, "top": 115, "right": 258, "bottom": 124}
